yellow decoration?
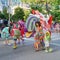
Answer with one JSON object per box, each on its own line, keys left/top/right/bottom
{"left": 25, "top": 32, "right": 32, "bottom": 38}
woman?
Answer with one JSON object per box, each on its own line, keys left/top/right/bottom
{"left": 34, "top": 21, "right": 44, "bottom": 51}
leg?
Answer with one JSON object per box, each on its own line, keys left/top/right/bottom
{"left": 48, "top": 47, "right": 53, "bottom": 52}
{"left": 44, "top": 41, "right": 49, "bottom": 52}
{"left": 45, "top": 47, "right": 52, "bottom": 52}
{"left": 17, "top": 38, "right": 20, "bottom": 44}
{"left": 21, "top": 36, "right": 24, "bottom": 44}
{"left": 5, "top": 38, "right": 9, "bottom": 45}
{"left": 34, "top": 42, "right": 40, "bottom": 51}
{"left": 13, "top": 39, "right": 17, "bottom": 49}
{"left": 40, "top": 40, "right": 45, "bottom": 50}
{"left": 22, "top": 38, "right": 24, "bottom": 44}
{"left": 45, "top": 47, "right": 49, "bottom": 52}
{"left": 16, "top": 36, "right": 20, "bottom": 44}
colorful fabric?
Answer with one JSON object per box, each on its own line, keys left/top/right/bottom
{"left": 48, "top": 15, "right": 53, "bottom": 27}
{"left": 1, "top": 27, "right": 10, "bottom": 39}
{"left": 44, "top": 31, "right": 51, "bottom": 41}
{"left": 34, "top": 27, "right": 44, "bottom": 41}
{"left": 13, "top": 29, "right": 20, "bottom": 39}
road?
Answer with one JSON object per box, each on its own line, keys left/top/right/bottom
{"left": 0, "top": 33, "right": 60, "bottom": 60}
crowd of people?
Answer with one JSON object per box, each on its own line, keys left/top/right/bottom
{"left": 51, "top": 22, "right": 60, "bottom": 33}
{"left": 34, "top": 21, "right": 52, "bottom": 52}
{"left": 0, "top": 22, "right": 25, "bottom": 48}
{"left": 0, "top": 21, "right": 60, "bottom": 53}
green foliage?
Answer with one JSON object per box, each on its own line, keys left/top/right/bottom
{"left": 2, "top": 7, "right": 9, "bottom": 20}
{"left": 22, "top": 0, "right": 36, "bottom": 3}
{"left": 11, "top": 15, "right": 17, "bottom": 22}
{"left": 3, "top": 7, "right": 7, "bottom": 14}
{"left": 24, "top": 10, "right": 30, "bottom": 21}
{"left": 30, "top": 4, "right": 42, "bottom": 12}
{"left": 1, "top": 0, "right": 60, "bottom": 23}
{"left": 55, "top": 5, "right": 59, "bottom": 10}
{"left": 50, "top": 10, "right": 60, "bottom": 22}
{"left": 12, "top": 7, "right": 25, "bottom": 22}
{"left": 0, "top": 11, "right": 5, "bottom": 19}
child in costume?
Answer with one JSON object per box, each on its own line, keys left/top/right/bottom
{"left": 34, "top": 21, "right": 44, "bottom": 51}
{"left": 18, "top": 24, "right": 25, "bottom": 44}
{"left": 1, "top": 27, "right": 11, "bottom": 45}
{"left": 11, "top": 28, "right": 20, "bottom": 49}
{"left": 44, "top": 31, "right": 52, "bottom": 52}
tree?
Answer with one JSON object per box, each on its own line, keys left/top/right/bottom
{"left": 12, "top": 7, "right": 25, "bottom": 22}
{"left": 22, "top": 0, "right": 36, "bottom": 3}
{"left": 3, "top": 7, "right": 9, "bottom": 20}
{"left": 30, "top": 3, "right": 42, "bottom": 12}
{"left": 24, "top": 10, "right": 30, "bottom": 21}
{"left": 49, "top": 0, "right": 60, "bottom": 22}
{"left": 0, "top": 11, "right": 5, "bottom": 19}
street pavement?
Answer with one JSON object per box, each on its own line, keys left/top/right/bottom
{"left": 0, "top": 33, "right": 60, "bottom": 60}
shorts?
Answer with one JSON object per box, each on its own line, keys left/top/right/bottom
{"left": 44, "top": 40, "right": 49, "bottom": 47}
{"left": 14, "top": 35, "right": 20, "bottom": 39}
{"left": 14, "top": 39, "right": 17, "bottom": 41}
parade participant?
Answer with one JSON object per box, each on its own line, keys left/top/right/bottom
{"left": 1, "top": 27, "right": 11, "bottom": 45}
{"left": 11, "top": 28, "right": 20, "bottom": 49}
{"left": 44, "top": 31, "right": 52, "bottom": 52}
{"left": 18, "top": 24, "right": 25, "bottom": 44}
{"left": 55, "top": 23, "right": 60, "bottom": 33}
{"left": 20, "top": 25, "right": 25, "bottom": 44}
{"left": 34, "top": 21, "right": 44, "bottom": 51}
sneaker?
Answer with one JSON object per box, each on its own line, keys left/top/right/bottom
{"left": 13, "top": 45, "right": 17, "bottom": 49}
{"left": 8, "top": 43, "right": 12, "bottom": 46}
{"left": 49, "top": 48, "right": 53, "bottom": 52}
{"left": 35, "top": 49, "right": 40, "bottom": 52}
{"left": 45, "top": 49, "right": 49, "bottom": 52}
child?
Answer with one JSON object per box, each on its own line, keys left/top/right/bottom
{"left": 34, "top": 21, "right": 44, "bottom": 51}
{"left": 18, "top": 24, "right": 25, "bottom": 44}
{"left": 1, "top": 27, "right": 11, "bottom": 45}
{"left": 11, "top": 28, "right": 20, "bottom": 49}
{"left": 44, "top": 31, "right": 52, "bottom": 52}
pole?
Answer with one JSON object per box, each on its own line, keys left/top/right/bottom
{"left": 9, "top": 10, "right": 10, "bottom": 26}
{"left": 8, "top": 0, "right": 11, "bottom": 26}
